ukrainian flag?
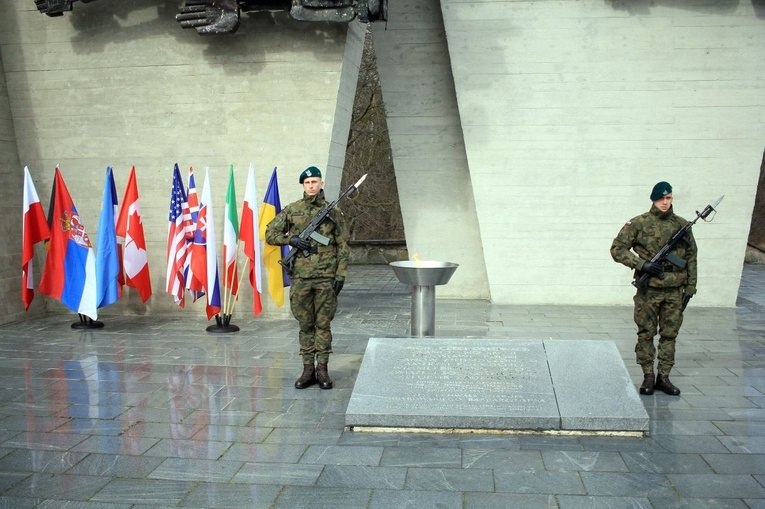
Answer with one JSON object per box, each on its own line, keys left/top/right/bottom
{"left": 259, "top": 167, "right": 290, "bottom": 307}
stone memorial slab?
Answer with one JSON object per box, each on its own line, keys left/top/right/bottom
{"left": 346, "top": 338, "right": 560, "bottom": 430}
{"left": 545, "top": 340, "right": 649, "bottom": 432}
{"left": 345, "top": 338, "right": 648, "bottom": 434}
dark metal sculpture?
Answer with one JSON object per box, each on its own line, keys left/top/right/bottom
{"left": 34, "top": 0, "right": 388, "bottom": 34}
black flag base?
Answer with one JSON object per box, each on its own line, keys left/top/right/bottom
{"left": 71, "top": 314, "right": 105, "bottom": 329}
{"left": 206, "top": 313, "right": 239, "bottom": 333}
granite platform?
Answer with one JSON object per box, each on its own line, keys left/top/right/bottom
{"left": 345, "top": 338, "right": 649, "bottom": 435}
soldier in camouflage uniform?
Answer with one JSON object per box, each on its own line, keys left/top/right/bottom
{"left": 610, "top": 181, "right": 697, "bottom": 396}
{"left": 265, "top": 166, "right": 350, "bottom": 390}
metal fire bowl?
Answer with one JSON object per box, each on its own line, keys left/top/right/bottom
{"left": 389, "top": 261, "right": 459, "bottom": 286}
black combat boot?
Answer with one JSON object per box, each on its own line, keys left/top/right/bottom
{"left": 639, "top": 373, "right": 655, "bottom": 395}
{"left": 294, "top": 363, "right": 317, "bottom": 389}
{"left": 316, "top": 363, "right": 333, "bottom": 390}
{"left": 654, "top": 374, "right": 681, "bottom": 396}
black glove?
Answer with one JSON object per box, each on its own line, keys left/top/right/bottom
{"left": 332, "top": 279, "right": 344, "bottom": 296}
{"left": 641, "top": 261, "right": 663, "bottom": 276}
{"left": 681, "top": 293, "right": 692, "bottom": 312}
{"left": 288, "top": 236, "right": 311, "bottom": 251}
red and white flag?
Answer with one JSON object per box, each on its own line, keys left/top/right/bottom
{"left": 239, "top": 163, "right": 262, "bottom": 316}
{"left": 116, "top": 166, "right": 152, "bottom": 302}
{"left": 22, "top": 166, "right": 50, "bottom": 310}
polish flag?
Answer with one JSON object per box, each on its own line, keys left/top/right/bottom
{"left": 239, "top": 163, "right": 262, "bottom": 316}
{"left": 22, "top": 166, "right": 51, "bottom": 310}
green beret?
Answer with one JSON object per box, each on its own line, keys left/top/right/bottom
{"left": 299, "top": 166, "right": 322, "bottom": 183}
{"left": 650, "top": 181, "right": 672, "bottom": 201}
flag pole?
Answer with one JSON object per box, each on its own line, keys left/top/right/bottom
{"left": 227, "top": 257, "right": 249, "bottom": 317}
{"left": 207, "top": 240, "right": 241, "bottom": 333}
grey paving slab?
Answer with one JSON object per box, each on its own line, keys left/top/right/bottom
{"left": 669, "top": 473, "right": 765, "bottom": 499}
{"left": 271, "top": 486, "right": 372, "bottom": 509}
{"left": 405, "top": 466, "right": 495, "bottom": 492}
{"left": 369, "top": 489, "right": 463, "bottom": 509}
{"left": 231, "top": 462, "right": 323, "bottom": 485}
{"left": 465, "top": 492, "right": 561, "bottom": 509}
{"left": 380, "top": 446, "right": 462, "bottom": 468}
{"left": 346, "top": 337, "right": 648, "bottom": 433}
{"left": 179, "top": 482, "right": 282, "bottom": 508}
{"left": 646, "top": 498, "right": 749, "bottom": 509}
{"left": 494, "top": 470, "right": 586, "bottom": 495}
{"left": 316, "top": 464, "right": 407, "bottom": 489}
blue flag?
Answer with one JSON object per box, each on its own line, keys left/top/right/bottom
{"left": 96, "top": 167, "right": 121, "bottom": 308}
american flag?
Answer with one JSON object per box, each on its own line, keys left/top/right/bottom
{"left": 166, "top": 163, "right": 192, "bottom": 307}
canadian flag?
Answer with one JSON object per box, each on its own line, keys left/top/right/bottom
{"left": 115, "top": 166, "right": 152, "bottom": 302}
{"left": 22, "top": 166, "right": 50, "bottom": 310}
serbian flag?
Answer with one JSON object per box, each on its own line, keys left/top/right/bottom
{"left": 95, "top": 167, "right": 121, "bottom": 308}
{"left": 116, "top": 166, "right": 152, "bottom": 302}
{"left": 183, "top": 166, "right": 203, "bottom": 302}
{"left": 259, "top": 167, "right": 290, "bottom": 307}
{"left": 38, "top": 167, "right": 99, "bottom": 319}
{"left": 198, "top": 169, "right": 221, "bottom": 319}
{"left": 223, "top": 165, "right": 240, "bottom": 300}
{"left": 22, "top": 166, "right": 51, "bottom": 310}
{"left": 166, "top": 164, "right": 192, "bottom": 307}
{"left": 239, "top": 163, "right": 262, "bottom": 316}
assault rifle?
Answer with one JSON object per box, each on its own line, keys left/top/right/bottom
{"left": 633, "top": 195, "right": 724, "bottom": 290}
{"left": 279, "top": 174, "right": 367, "bottom": 276}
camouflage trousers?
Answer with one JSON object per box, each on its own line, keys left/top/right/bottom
{"left": 290, "top": 277, "right": 337, "bottom": 364}
{"left": 633, "top": 286, "right": 684, "bottom": 376}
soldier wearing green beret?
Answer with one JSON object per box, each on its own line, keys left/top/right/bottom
{"left": 265, "top": 166, "right": 350, "bottom": 390}
{"left": 610, "top": 181, "right": 698, "bottom": 396}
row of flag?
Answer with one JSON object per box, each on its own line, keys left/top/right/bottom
{"left": 22, "top": 164, "right": 291, "bottom": 322}
{"left": 22, "top": 165, "right": 150, "bottom": 319}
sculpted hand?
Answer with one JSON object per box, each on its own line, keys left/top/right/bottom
{"left": 289, "top": 236, "right": 311, "bottom": 251}
{"left": 176, "top": 0, "right": 240, "bottom": 35}
{"left": 35, "top": 0, "right": 73, "bottom": 16}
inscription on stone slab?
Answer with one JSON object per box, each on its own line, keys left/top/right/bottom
{"left": 345, "top": 338, "right": 561, "bottom": 430}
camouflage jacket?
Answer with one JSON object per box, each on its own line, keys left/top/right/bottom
{"left": 610, "top": 204, "right": 698, "bottom": 292}
{"left": 264, "top": 190, "right": 350, "bottom": 281}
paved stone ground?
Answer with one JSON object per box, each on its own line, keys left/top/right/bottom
{"left": 0, "top": 264, "right": 764, "bottom": 508}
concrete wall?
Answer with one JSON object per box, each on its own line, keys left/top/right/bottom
{"left": 1, "top": 0, "right": 761, "bottom": 319}
{"left": 375, "top": 0, "right": 763, "bottom": 307}
{"left": 370, "top": 0, "right": 491, "bottom": 300}
{"left": 440, "top": 0, "right": 764, "bottom": 307}
{"left": 0, "top": 48, "right": 30, "bottom": 323}
{"left": 325, "top": 21, "right": 366, "bottom": 199}
{"left": 0, "top": 1, "right": 363, "bottom": 321}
